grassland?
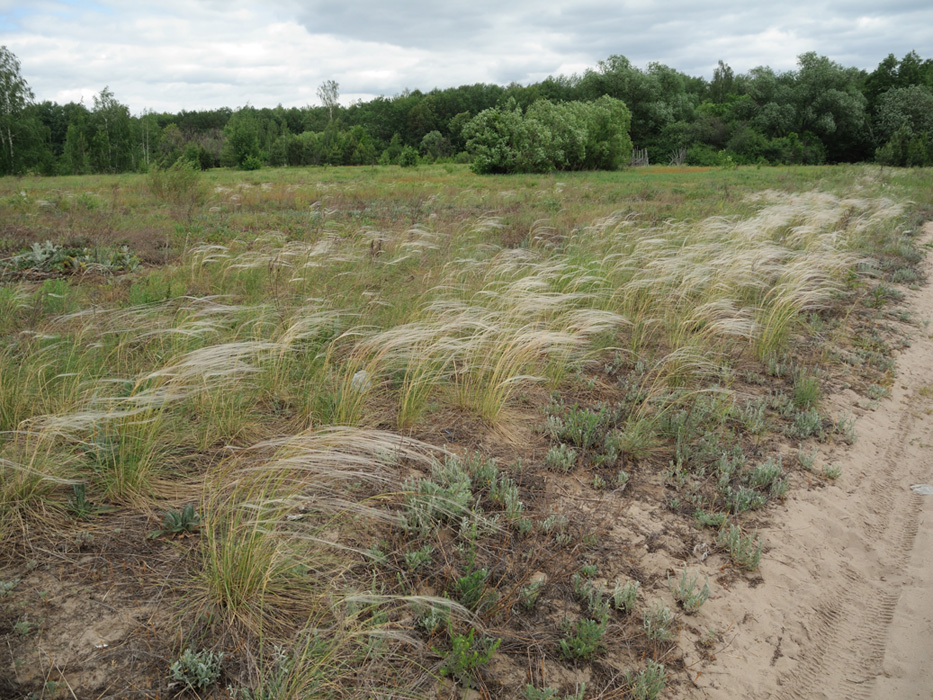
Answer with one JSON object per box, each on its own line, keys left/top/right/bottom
{"left": 0, "top": 163, "right": 930, "bottom": 699}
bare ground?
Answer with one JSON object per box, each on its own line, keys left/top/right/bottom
{"left": 678, "top": 223, "right": 933, "bottom": 700}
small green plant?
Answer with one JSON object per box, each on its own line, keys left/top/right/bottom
{"left": 749, "top": 456, "right": 788, "bottom": 498}
{"left": 519, "top": 579, "right": 545, "bottom": 610}
{"left": 169, "top": 648, "right": 225, "bottom": 691}
{"left": 834, "top": 412, "right": 857, "bottom": 444}
{"left": 796, "top": 447, "right": 817, "bottom": 471}
{"left": 823, "top": 463, "right": 842, "bottom": 480}
{"left": 453, "top": 566, "right": 490, "bottom": 611}
{"left": 522, "top": 685, "right": 586, "bottom": 700}
{"left": 611, "top": 579, "right": 639, "bottom": 613}
{"left": 545, "top": 403, "right": 614, "bottom": 449}
{"left": 625, "top": 660, "right": 667, "bottom": 700}
{"left": 642, "top": 603, "right": 674, "bottom": 642}
{"left": 545, "top": 443, "right": 577, "bottom": 472}
{"left": 147, "top": 504, "right": 201, "bottom": 538}
{"left": 737, "top": 397, "right": 768, "bottom": 434}
{"left": 404, "top": 544, "right": 434, "bottom": 571}
{"left": 788, "top": 407, "right": 824, "bottom": 440}
{"left": 559, "top": 617, "right": 607, "bottom": 659}
{"left": 694, "top": 510, "right": 727, "bottom": 528}
{"left": 540, "top": 513, "right": 568, "bottom": 535}
{"left": 717, "top": 524, "right": 763, "bottom": 571}
{"left": 404, "top": 456, "right": 474, "bottom": 534}
{"left": 418, "top": 604, "right": 451, "bottom": 635}
{"left": 668, "top": 568, "right": 711, "bottom": 613}
{"left": 723, "top": 485, "right": 767, "bottom": 513}
{"left": 441, "top": 629, "right": 500, "bottom": 688}
{"left": 14, "top": 619, "right": 35, "bottom": 636}
{"left": 0, "top": 579, "right": 20, "bottom": 596}
{"left": 793, "top": 372, "right": 821, "bottom": 409}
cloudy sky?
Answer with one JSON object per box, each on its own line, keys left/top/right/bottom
{"left": 1, "top": 0, "right": 930, "bottom": 114}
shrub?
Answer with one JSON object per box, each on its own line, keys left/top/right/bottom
{"left": 169, "top": 648, "right": 224, "bottom": 690}
{"left": 559, "top": 618, "right": 607, "bottom": 659}
{"left": 642, "top": 603, "right": 674, "bottom": 642}
{"left": 717, "top": 524, "right": 763, "bottom": 571}
{"left": 625, "top": 660, "right": 667, "bottom": 700}
{"left": 441, "top": 629, "right": 500, "bottom": 688}
{"left": 668, "top": 568, "right": 711, "bottom": 613}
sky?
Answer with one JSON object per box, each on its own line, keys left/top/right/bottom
{"left": 1, "top": 0, "right": 931, "bottom": 115}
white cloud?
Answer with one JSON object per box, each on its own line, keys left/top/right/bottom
{"left": 1, "top": 0, "right": 931, "bottom": 113}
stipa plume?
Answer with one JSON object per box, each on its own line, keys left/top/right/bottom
{"left": 188, "top": 428, "right": 441, "bottom": 639}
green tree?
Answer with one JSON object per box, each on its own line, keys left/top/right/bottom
{"left": 221, "top": 107, "right": 262, "bottom": 167}
{"left": 0, "top": 45, "right": 36, "bottom": 174}
{"left": 317, "top": 80, "right": 340, "bottom": 121}
{"left": 90, "top": 87, "right": 135, "bottom": 172}
{"left": 874, "top": 85, "right": 933, "bottom": 143}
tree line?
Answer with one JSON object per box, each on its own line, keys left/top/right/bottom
{"left": 1, "top": 45, "right": 932, "bottom": 177}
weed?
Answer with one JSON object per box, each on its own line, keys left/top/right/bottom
{"left": 67, "top": 483, "right": 95, "bottom": 520}
{"left": 669, "top": 568, "right": 711, "bottom": 613}
{"left": 611, "top": 579, "right": 639, "bottom": 613}
{"left": 418, "top": 603, "right": 451, "bottom": 635}
{"left": 749, "top": 456, "right": 788, "bottom": 498}
{"left": 147, "top": 503, "right": 201, "bottom": 538}
{"left": 642, "top": 603, "right": 674, "bottom": 642}
{"left": 453, "top": 566, "right": 490, "bottom": 611}
{"left": 403, "top": 544, "right": 434, "bottom": 571}
{"left": 788, "top": 407, "right": 824, "bottom": 440}
{"left": 834, "top": 412, "right": 857, "bottom": 444}
{"left": 559, "top": 617, "right": 607, "bottom": 659}
{"left": 823, "top": 463, "right": 842, "bottom": 480}
{"left": 717, "top": 524, "right": 763, "bottom": 571}
{"left": 0, "top": 579, "right": 20, "bottom": 596}
{"left": 404, "top": 456, "right": 474, "bottom": 534}
{"left": 546, "top": 402, "right": 615, "bottom": 449}
{"left": 441, "top": 629, "right": 500, "bottom": 688}
{"left": 796, "top": 447, "right": 817, "bottom": 470}
{"left": 793, "top": 372, "right": 821, "bottom": 409}
{"left": 545, "top": 443, "right": 577, "bottom": 473}
{"left": 540, "top": 513, "right": 568, "bottom": 535}
{"left": 14, "top": 619, "right": 35, "bottom": 636}
{"left": 625, "top": 660, "right": 667, "bottom": 700}
{"left": 737, "top": 397, "right": 768, "bottom": 435}
{"left": 169, "top": 648, "right": 225, "bottom": 691}
{"left": 519, "top": 579, "right": 545, "bottom": 611}
{"left": 723, "top": 486, "right": 767, "bottom": 513}
{"left": 694, "top": 510, "right": 727, "bottom": 528}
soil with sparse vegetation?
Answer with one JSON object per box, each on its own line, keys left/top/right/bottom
{"left": 0, "top": 163, "right": 930, "bottom": 700}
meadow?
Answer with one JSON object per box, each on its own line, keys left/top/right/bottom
{"left": 0, "top": 162, "right": 930, "bottom": 699}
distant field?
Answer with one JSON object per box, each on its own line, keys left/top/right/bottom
{"left": 0, "top": 163, "right": 930, "bottom": 699}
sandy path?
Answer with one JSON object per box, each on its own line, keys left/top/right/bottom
{"left": 679, "top": 223, "right": 933, "bottom": 700}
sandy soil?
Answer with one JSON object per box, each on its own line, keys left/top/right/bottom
{"left": 678, "top": 224, "right": 933, "bottom": 700}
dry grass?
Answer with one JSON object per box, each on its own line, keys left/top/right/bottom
{"left": 0, "top": 164, "right": 929, "bottom": 698}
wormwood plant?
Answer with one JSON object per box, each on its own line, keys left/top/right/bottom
{"left": 559, "top": 617, "right": 607, "bottom": 660}
{"left": 403, "top": 455, "right": 474, "bottom": 534}
{"left": 717, "top": 524, "right": 763, "bottom": 571}
{"left": 169, "top": 648, "right": 224, "bottom": 691}
{"left": 522, "top": 685, "right": 586, "bottom": 700}
{"left": 545, "top": 443, "right": 577, "bottom": 472}
{"left": 668, "top": 568, "right": 711, "bottom": 613}
{"left": 611, "top": 579, "right": 639, "bottom": 613}
{"left": 441, "top": 629, "right": 501, "bottom": 688}
{"left": 625, "top": 660, "right": 667, "bottom": 700}
{"left": 642, "top": 603, "right": 674, "bottom": 642}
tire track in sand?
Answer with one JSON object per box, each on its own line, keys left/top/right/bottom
{"left": 684, "top": 223, "right": 933, "bottom": 700}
